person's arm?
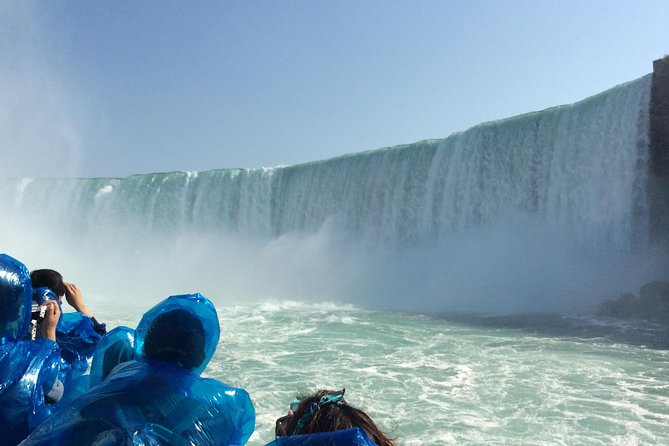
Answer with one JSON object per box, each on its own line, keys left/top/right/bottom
{"left": 41, "top": 300, "right": 61, "bottom": 341}
{"left": 64, "top": 282, "right": 107, "bottom": 334}
{"left": 64, "top": 282, "right": 92, "bottom": 316}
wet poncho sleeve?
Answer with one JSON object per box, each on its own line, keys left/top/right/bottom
{"left": 0, "top": 254, "right": 64, "bottom": 446}
{"left": 191, "top": 377, "right": 256, "bottom": 445}
{"left": 0, "top": 339, "right": 62, "bottom": 446}
{"left": 56, "top": 312, "right": 103, "bottom": 373}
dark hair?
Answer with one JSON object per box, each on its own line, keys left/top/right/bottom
{"left": 280, "top": 389, "right": 395, "bottom": 446}
{"left": 142, "top": 309, "right": 206, "bottom": 371}
{"left": 30, "top": 269, "right": 67, "bottom": 297}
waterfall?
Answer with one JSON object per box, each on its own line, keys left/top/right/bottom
{"left": 0, "top": 75, "right": 662, "bottom": 314}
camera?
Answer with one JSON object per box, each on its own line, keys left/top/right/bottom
{"left": 30, "top": 287, "right": 58, "bottom": 340}
{"left": 30, "top": 301, "right": 48, "bottom": 340}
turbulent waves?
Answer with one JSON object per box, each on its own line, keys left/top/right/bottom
{"left": 98, "top": 299, "right": 669, "bottom": 446}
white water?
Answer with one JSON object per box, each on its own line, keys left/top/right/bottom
{"left": 97, "top": 298, "right": 669, "bottom": 446}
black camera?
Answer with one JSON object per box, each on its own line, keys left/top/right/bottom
{"left": 30, "top": 301, "right": 47, "bottom": 340}
{"left": 30, "top": 287, "right": 58, "bottom": 340}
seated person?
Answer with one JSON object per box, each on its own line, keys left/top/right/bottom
{"left": 270, "top": 389, "right": 395, "bottom": 446}
{"left": 22, "top": 293, "right": 256, "bottom": 446}
{"left": 0, "top": 254, "right": 63, "bottom": 446}
{"left": 30, "top": 269, "right": 106, "bottom": 385}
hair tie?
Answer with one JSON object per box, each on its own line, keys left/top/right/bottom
{"left": 294, "top": 388, "right": 345, "bottom": 434}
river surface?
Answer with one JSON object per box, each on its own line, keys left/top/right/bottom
{"left": 99, "top": 298, "right": 669, "bottom": 446}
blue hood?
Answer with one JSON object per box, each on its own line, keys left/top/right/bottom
{"left": 89, "top": 326, "right": 136, "bottom": 387}
{"left": 0, "top": 254, "right": 32, "bottom": 341}
{"left": 134, "top": 293, "right": 220, "bottom": 375}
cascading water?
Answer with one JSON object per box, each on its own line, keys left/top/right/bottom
{"left": 0, "top": 75, "right": 663, "bottom": 314}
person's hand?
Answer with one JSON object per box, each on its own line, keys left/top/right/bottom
{"left": 41, "top": 300, "right": 61, "bottom": 341}
{"left": 64, "top": 282, "right": 91, "bottom": 316}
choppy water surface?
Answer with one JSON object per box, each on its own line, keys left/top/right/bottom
{"left": 101, "top": 300, "right": 669, "bottom": 445}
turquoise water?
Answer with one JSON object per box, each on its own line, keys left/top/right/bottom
{"left": 99, "top": 299, "right": 669, "bottom": 446}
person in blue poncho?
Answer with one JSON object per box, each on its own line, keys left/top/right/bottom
{"left": 30, "top": 269, "right": 107, "bottom": 403}
{"left": 21, "top": 293, "right": 256, "bottom": 446}
{"left": 269, "top": 389, "right": 395, "bottom": 446}
{"left": 0, "top": 254, "right": 64, "bottom": 446}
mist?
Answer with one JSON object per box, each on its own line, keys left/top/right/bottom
{"left": 2, "top": 207, "right": 664, "bottom": 318}
{"left": 0, "top": 2, "right": 85, "bottom": 179}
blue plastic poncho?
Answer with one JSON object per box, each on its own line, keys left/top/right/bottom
{"left": 55, "top": 325, "right": 136, "bottom": 408}
{"left": 22, "top": 293, "right": 256, "bottom": 446}
{"left": 56, "top": 312, "right": 102, "bottom": 376}
{"left": 0, "top": 254, "right": 62, "bottom": 446}
{"left": 32, "top": 286, "right": 103, "bottom": 379}
{"left": 31, "top": 286, "right": 103, "bottom": 405}
{"left": 89, "top": 325, "right": 136, "bottom": 388}
{"left": 265, "top": 428, "right": 378, "bottom": 446}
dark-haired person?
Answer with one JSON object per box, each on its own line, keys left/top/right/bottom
{"left": 30, "top": 268, "right": 107, "bottom": 395}
{"left": 0, "top": 254, "right": 64, "bottom": 446}
{"left": 30, "top": 269, "right": 106, "bottom": 335}
{"left": 22, "top": 293, "right": 255, "bottom": 446}
{"left": 270, "top": 389, "right": 395, "bottom": 446}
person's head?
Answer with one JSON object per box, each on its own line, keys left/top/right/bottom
{"left": 135, "top": 293, "right": 220, "bottom": 375}
{"left": 30, "top": 269, "right": 67, "bottom": 298}
{"left": 276, "top": 389, "right": 395, "bottom": 446}
{"left": 142, "top": 309, "right": 206, "bottom": 371}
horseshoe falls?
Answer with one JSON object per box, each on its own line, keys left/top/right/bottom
{"left": 2, "top": 74, "right": 669, "bottom": 445}
{"left": 1, "top": 75, "right": 663, "bottom": 314}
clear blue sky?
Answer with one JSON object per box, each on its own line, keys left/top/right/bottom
{"left": 1, "top": 0, "right": 667, "bottom": 178}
